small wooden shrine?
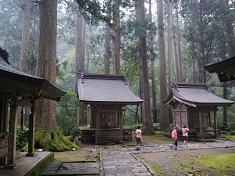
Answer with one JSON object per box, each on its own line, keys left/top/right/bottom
{"left": 163, "top": 83, "right": 234, "bottom": 138}
{"left": 204, "top": 55, "right": 235, "bottom": 82}
{"left": 76, "top": 73, "right": 143, "bottom": 144}
{"left": 0, "top": 48, "right": 66, "bottom": 168}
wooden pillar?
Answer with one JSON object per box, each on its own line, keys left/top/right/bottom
{"left": 0, "top": 99, "right": 3, "bottom": 132}
{"left": 95, "top": 107, "right": 100, "bottom": 143}
{"left": 20, "top": 108, "right": 24, "bottom": 130}
{"left": 120, "top": 106, "right": 123, "bottom": 142}
{"left": 4, "top": 99, "right": 8, "bottom": 134}
{"left": 87, "top": 104, "right": 91, "bottom": 126}
{"left": 199, "top": 110, "right": 203, "bottom": 138}
{"left": 214, "top": 110, "right": 218, "bottom": 138}
{"left": 6, "top": 98, "right": 18, "bottom": 168}
{"left": 209, "top": 110, "right": 212, "bottom": 127}
{"left": 26, "top": 100, "right": 35, "bottom": 157}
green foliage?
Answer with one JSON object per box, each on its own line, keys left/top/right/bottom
{"left": 56, "top": 91, "right": 79, "bottom": 136}
{"left": 123, "top": 105, "right": 141, "bottom": 126}
{"left": 0, "top": 0, "right": 39, "bottom": 69}
{"left": 153, "top": 123, "right": 160, "bottom": 131}
{"left": 218, "top": 133, "right": 235, "bottom": 141}
{"left": 16, "top": 126, "right": 29, "bottom": 150}
{"left": 230, "top": 131, "right": 235, "bottom": 135}
{"left": 56, "top": 50, "right": 76, "bottom": 91}
{"left": 74, "top": 0, "right": 133, "bottom": 26}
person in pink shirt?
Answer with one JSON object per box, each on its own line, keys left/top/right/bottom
{"left": 171, "top": 127, "right": 178, "bottom": 150}
{"left": 182, "top": 125, "right": 189, "bottom": 147}
{"left": 135, "top": 126, "right": 142, "bottom": 150}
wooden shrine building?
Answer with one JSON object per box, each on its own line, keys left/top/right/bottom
{"left": 0, "top": 48, "right": 66, "bottom": 168}
{"left": 76, "top": 73, "right": 143, "bottom": 144}
{"left": 163, "top": 83, "right": 234, "bottom": 138}
{"left": 204, "top": 55, "right": 235, "bottom": 82}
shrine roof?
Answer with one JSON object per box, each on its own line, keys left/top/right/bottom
{"left": 76, "top": 73, "right": 143, "bottom": 105}
{"left": 204, "top": 55, "right": 235, "bottom": 82}
{"left": 0, "top": 56, "right": 66, "bottom": 101}
{"left": 163, "top": 83, "right": 234, "bottom": 107}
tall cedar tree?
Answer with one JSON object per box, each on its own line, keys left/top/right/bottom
{"left": 157, "top": 0, "right": 170, "bottom": 131}
{"left": 149, "top": 0, "right": 158, "bottom": 123}
{"left": 35, "top": 0, "right": 77, "bottom": 152}
{"left": 36, "top": 0, "right": 57, "bottom": 128}
{"left": 112, "top": 0, "right": 121, "bottom": 74}
{"left": 20, "top": 0, "right": 31, "bottom": 73}
{"left": 137, "top": 0, "right": 154, "bottom": 134}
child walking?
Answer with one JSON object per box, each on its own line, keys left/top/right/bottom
{"left": 135, "top": 126, "right": 142, "bottom": 150}
{"left": 182, "top": 125, "right": 189, "bottom": 147}
{"left": 171, "top": 127, "right": 178, "bottom": 150}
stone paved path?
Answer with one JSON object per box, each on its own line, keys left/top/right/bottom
{"left": 41, "top": 140, "right": 235, "bottom": 176}
{"left": 100, "top": 145, "right": 154, "bottom": 176}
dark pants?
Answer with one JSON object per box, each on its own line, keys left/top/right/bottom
{"left": 136, "top": 137, "right": 141, "bottom": 146}
{"left": 173, "top": 140, "right": 178, "bottom": 147}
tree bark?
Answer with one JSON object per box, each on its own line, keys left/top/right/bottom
{"left": 36, "top": 0, "right": 57, "bottom": 128}
{"left": 20, "top": 0, "right": 31, "bottom": 73}
{"left": 149, "top": 0, "right": 157, "bottom": 123}
{"left": 198, "top": 0, "right": 206, "bottom": 83}
{"left": 172, "top": 15, "right": 180, "bottom": 82}
{"left": 75, "top": 9, "right": 86, "bottom": 126}
{"left": 104, "top": 0, "right": 111, "bottom": 75}
{"left": 137, "top": 0, "right": 153, "bottom": 134}
{"left": 157, "top": 0, "right": 169, "bottom": 131}
{"left": 175, "top": 1, "right": 182, "bottom": 82}
{"left": 112, "top": 0, "right": 120, "bottom": 74}
{"left": 167, "top": 0, "right": 173, "bottom": 85}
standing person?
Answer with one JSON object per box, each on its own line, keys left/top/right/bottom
{"left": 171, "top": 127, "right": 178, "bottom": 150}
{"left": 135, "top": 126, "right": 142, "bottom": 150}
{"left": 182, "top": 125, "right": 189, "bottom": 147}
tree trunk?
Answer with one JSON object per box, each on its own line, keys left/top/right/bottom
{"left": 172, "top": 16, "right": 180, "bottom": 82}
{"left": 137, "top": 0, "right": 153, "bottom": 134}
{"left": 167, "top": 0, "right": 173, "bottom": 86}
{"left": 86, "top": 50, "right": 90, "bottom": 72}
{"left": 20, "top": 0, "right": 31, "bottom": 73}
{"left": 35, "top": 0, "right": 77, "bottom": 151}
{"left": 198, "top": 0, "right": 206, "bottom": 83}
{"left": 104, "top": 0, "right": 111, "bottom": 75}
{"left": 225, "top": 5, "right": 235, "bottom": 57}
{"left": 75, "top": 10, "right": 86, "bottom": 126}
{"left": 223, "top": 82, "right": 228, "bottom": 128}
{"left": 157, "top": 0, "right": 169, "bottom": 131}
{"left": 36, "top": 0, "right": 57, "bottom": 128}
{"left": 149, "top": 0, "right": 157, "bottom": 123}
{"left": 112, "top": 0, "right": 120, "bottom": 74}
{"left": 175, "top": 1, "right": 182, "bottom": 82}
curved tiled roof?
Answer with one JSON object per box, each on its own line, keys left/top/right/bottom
{"left": 0, "top": 56, "right": 66, "bottom": 101}
{"left": 163, "top": 83, "right": 234, "bottom": 107}
{"left": 204, "top": 56, "right": 235, "bottom": 82}
{"left": 77, "top": 73, "right": 143, "bottom": 105}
